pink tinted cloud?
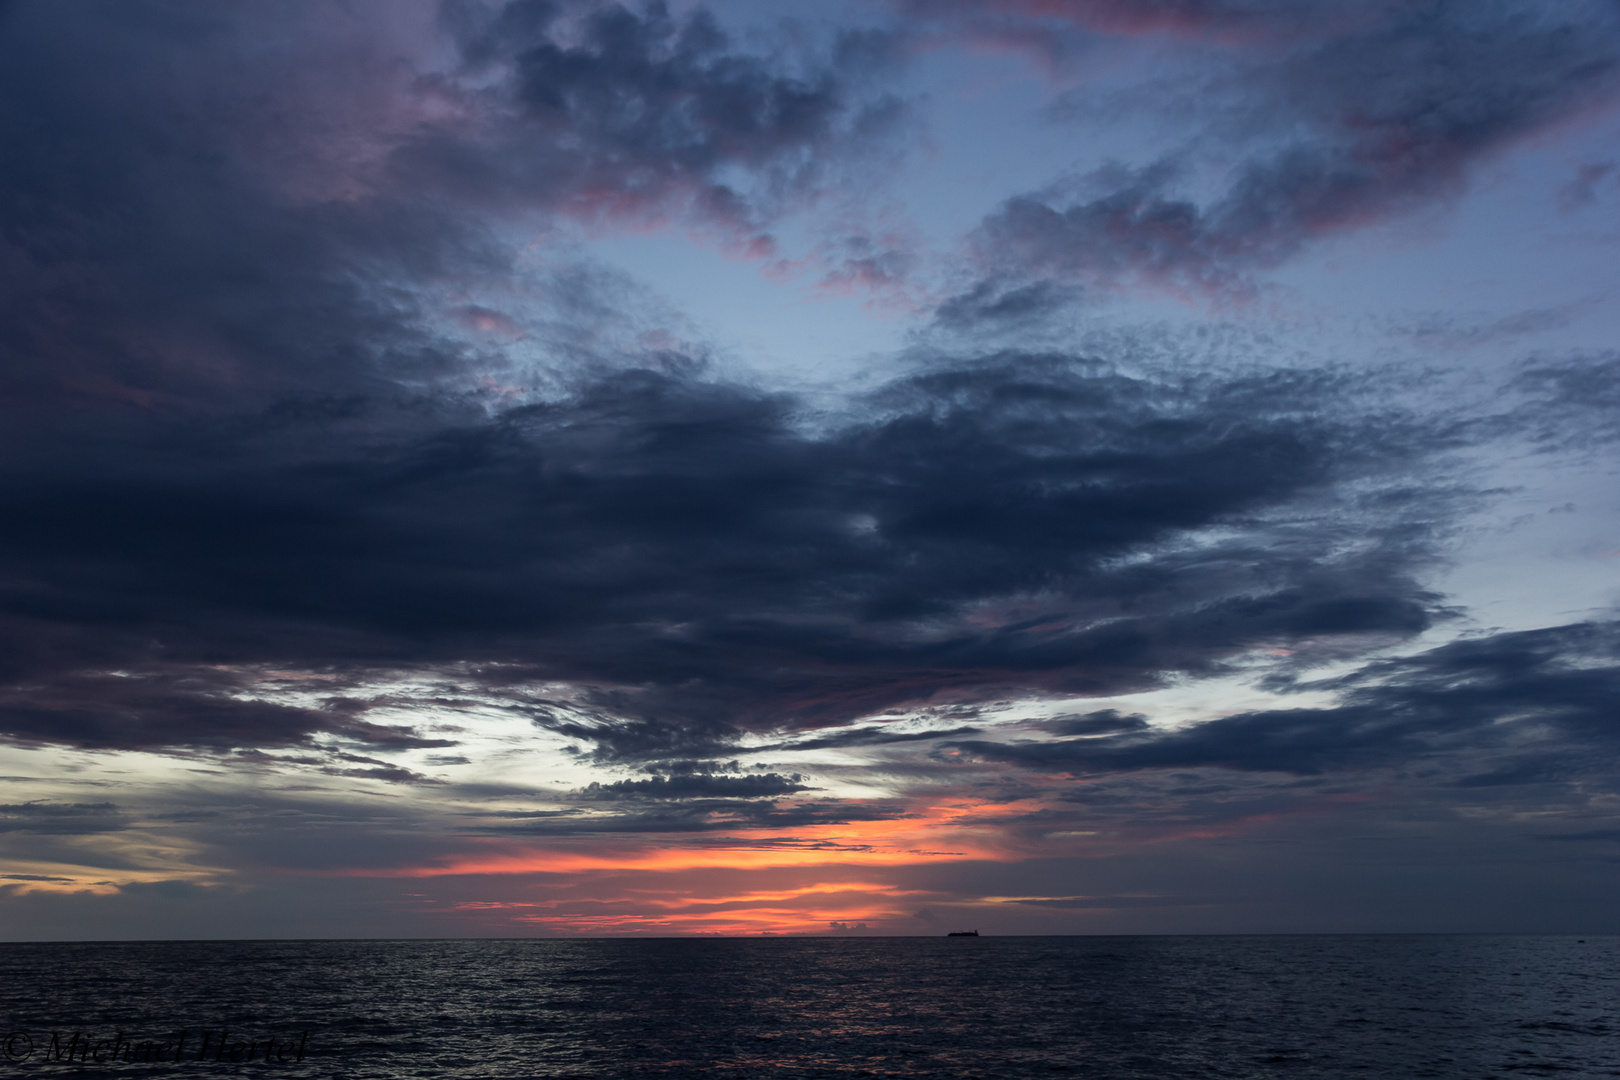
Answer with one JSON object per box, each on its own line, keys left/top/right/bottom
{"left": 960, "top": 1, "right": 1620, "bottom": 304}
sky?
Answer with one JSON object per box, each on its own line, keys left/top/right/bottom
{"left": 3, "top": 0, "right": 1620, "bottom": 940}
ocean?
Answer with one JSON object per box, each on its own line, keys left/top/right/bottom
{"left": 1, "top": 936, "right": 1614, "bottom": 1078}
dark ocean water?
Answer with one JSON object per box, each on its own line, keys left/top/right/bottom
{"left": 1, "top": 936, "right": 1616, "bottom": 1078}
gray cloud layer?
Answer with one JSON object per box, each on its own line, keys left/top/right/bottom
{"left": 949, "top": 621, "right": 1620, "bottom": 784}
{"left": 0, "top": 349, "right": 1462, "bottom": 759}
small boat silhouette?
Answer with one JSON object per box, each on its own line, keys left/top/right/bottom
{"left": 946, "top": 930, "right": 979, "bottom": 937}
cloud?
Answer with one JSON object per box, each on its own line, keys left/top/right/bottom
{"left": 772, "top": 725, "right": 985, "bottom": 751}
{"left": 0, "top": 0, "right": 1521, "bottom": 772}
{"left": 583, "top": 772, "right": 813, "bottom": 799}
{"left": 957, "top": 0, "right": 1620, "bottom": 298}
{"left": 0, "top": 350, "right": 1464, "bottom": 760}
{"left": 947, "top": 620, "right": 1620, "bottom": 779}
{"left": 1557, "top": 160, "right": 1618, "bottom": 212}
{"left": 3, "top": 1, "right": 1619, "bottom": 944}
{"left": 1041, "top": 709, "right": 1150, "bottom": 737}
{"left": 1511, "top": 353, "right": 1620, "bottom": 449}
{"left": 0, "top": 665, "right": 455, "bottom": 752}
{"left": 898, "top": 0, "right": 1374, "bottom": 46}
{"left": 999, "top": 893, "right": 1229, "bottom": 909}
{"left": 467, "top": 797, "right": 909, "bottom": 835}
{"left": 1390, "top": 301, "right": 1596, "bottom": 352}
{"left": 0, "top": 0, "right": 907, "bottom": 421}
{"left": 421, "top": 0, "right": 907, "bottom": 238}
{"left": 0, "top": 802, "right": 125, "bottom": 835}
{"left": 930, "top": 279, "right": 1080, "bottom": 333}
{"left": 1544, "top": 829, "right": 1620, "bottom": 843}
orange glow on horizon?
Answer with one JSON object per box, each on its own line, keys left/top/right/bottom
{"left": 307, "top": 792, "right": 1360, "bottom": 935}
{"left": 439, "top": 881, "right": 933, "bottom": 936}
{"left": 334, "top": 797, "right": 1045, "bottom": 880}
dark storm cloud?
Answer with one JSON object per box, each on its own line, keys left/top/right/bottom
{"left": 960, "top": 0, "right": 1620, "bottom": 296}
{"left": 948, "top": 620, "right": 1620, "bottom": 778}
{"left": 0, "top": 352, "right": 1460, "bottom": 759}
{"left": 0, "top": 0, "right": 1480, "bottom": 765}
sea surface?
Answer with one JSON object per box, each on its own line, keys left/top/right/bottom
{"left": 0, "top": 936, "right": 1615, "bottom": 1078}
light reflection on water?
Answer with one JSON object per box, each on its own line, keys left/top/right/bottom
{"left": 2, "top": 936, "right": 1616, "bottom": 1077}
